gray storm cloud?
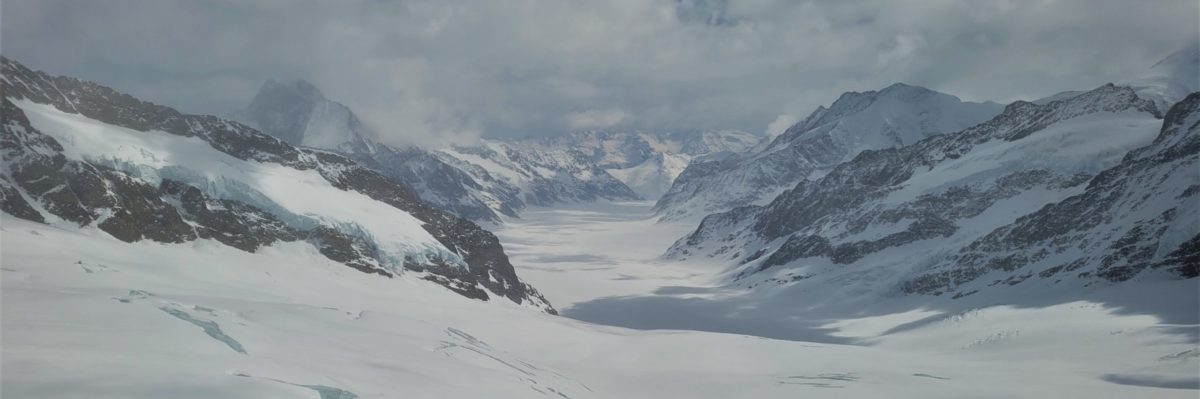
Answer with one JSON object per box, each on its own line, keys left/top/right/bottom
{"left": 3, "top": 0, "right": 1195, "bottom": 145}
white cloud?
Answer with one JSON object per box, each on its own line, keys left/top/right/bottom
{"left": 566, "top": 108, "right": 631, "bottom": 130}
{"left": 3, "top": 0, "right": 1195, "bottom": 143}
{"left": 764, "top": 114, "right": 798, "bottom": 138}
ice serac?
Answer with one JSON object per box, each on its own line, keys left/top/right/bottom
{"left": 0, "top": 57, "right": 554, "bottom": 313}
{"left": 668, "top": 82, "right": 1188, "bottom": 301}
{"left": 655, "top": 83, "right": 1004, "bottom": 221}
{"left": 238, "top": 79, "right": 521, "bottom": 223}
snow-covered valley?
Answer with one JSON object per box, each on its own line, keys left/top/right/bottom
{"left": 5, "top": 201, "right": 1197, "bottom": 398}
{"left": 2, "top": 7, "right": 1198, "bottom": 397}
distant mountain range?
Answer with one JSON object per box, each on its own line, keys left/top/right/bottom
{"left": 1, "top": 41, "right": 1194, "bottom": 320}
{"left": 234, "top": 79, "right": 759, "bottom": 222}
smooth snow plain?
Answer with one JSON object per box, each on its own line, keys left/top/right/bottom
{"left": 3, "top": 200, "right": 1198, "bottom": 398}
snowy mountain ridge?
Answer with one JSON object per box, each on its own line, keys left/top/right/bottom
{"left": 453, "top": 129, "right": 760, "bottom": 203}
{"left": 667, "top": 81, "right": 1193, "bottom": 308}
{"left": 0, "top": 57, "right": 554, "bottom": 312}
{"left": 655, "top": 82, "right": 1005, "bottom": 221}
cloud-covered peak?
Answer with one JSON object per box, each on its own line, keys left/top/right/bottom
{"left": 258, "top": 78, "right": 326, "bottom": 103}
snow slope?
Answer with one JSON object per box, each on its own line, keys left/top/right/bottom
{"left": 5, "top": 206, "right": 1197, "bottom": 398}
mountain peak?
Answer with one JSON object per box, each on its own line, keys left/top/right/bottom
{"left": 778, "top": 83, "right": 1003, "bottom": 149}
{"left": 242, "top": 78, "right": 374, "bottom": 153}
{"left": 879, "top": 82, "right": 923, "bottom": 93}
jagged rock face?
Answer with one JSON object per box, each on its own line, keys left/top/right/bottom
{"left": 904, "top": 92, "right": 1200, "bottom": 295}
{"left": 160, "top": 180, "right": 304, "bottom": 252}
{"left": 0, "top": 178, "right": 42, "bottom": 223}
{"left": 655, "top": 83, "right": 1004, "bottom": 221}
{"left": 93, "top": 173, "right": 198, "bottom": 244}
{"left": 237, "top": 79, "right": 520, "bottom": 223}
{"left": 669, "top": 83, "right": 1187, "bottom": 299}
{"left": 1, "top": 58, "right": 554, "bottom": 313}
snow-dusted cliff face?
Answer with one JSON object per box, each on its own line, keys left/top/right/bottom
{"left": 0, "top": 58, "right": 553, "bottom": 312}
{"left": 655, "top": 83, "right": 1004, "bottom": 221}
{"left": 669, "top": 82, "right": 1195, "bottom": 304}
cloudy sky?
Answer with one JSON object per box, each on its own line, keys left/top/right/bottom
{"left": 3, "top": 0, "right": 1196, "bottom": 145}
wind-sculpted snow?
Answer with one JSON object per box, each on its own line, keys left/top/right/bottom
{"left": 0, "top": 57, "right": 553, "bottom": 312}
{"left": 655, "top": 83, "right": 1004, "bottom": 221}
{"left": 669, "top": 83, "right": 1186, "bottom": 302}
